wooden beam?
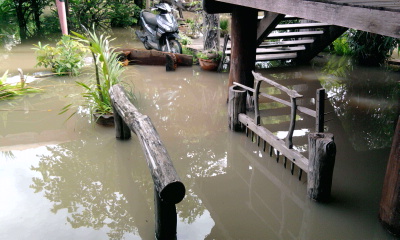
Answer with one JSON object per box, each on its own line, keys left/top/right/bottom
{"left": 212, "top": 0, "right": 400, "bottom": 38}
{"left": 256, "top": 12, "right": 285, "bottom": 46}
{"left": 203, "top": 0, "right": 233, "bottom": 13}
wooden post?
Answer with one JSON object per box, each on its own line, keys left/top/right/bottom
{"left": 165, "top": 54, "right": 177, "bottom": 71}
{"left": 112, "top": 104, "right": 131, "bottom": 140}
{"left": 285, "top": 97, "right": 297, "bottom": 149}
{"left": 56, "top": 0, "right": 68, "bottom": 35}
{"left": 307, "top": 133, "right": 336, "bottom": 202}
{"left": 379, "top": 117, "right": 400, "bottom": 235}
{"left": 316, "top": 88, "right": 325, "bottom": 133}
{"left": 228, "top": 85, "right": 246, "bottom": 131}
{"left": 228, "top": 6, "right": 258, "bottom": 89}
{"left": 155, "top": 187, "right": 178, "bottom": 240}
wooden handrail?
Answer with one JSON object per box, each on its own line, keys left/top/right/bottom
{"left": 109, "top": 84, "right": 185, "bottom": 239}
{"left": 232, "top": 82, "right": 316, "bottom": 118}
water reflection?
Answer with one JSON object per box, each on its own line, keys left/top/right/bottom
{"left": 316, "top": 55, "right": 399, "bottom": 151}
{"left": 30, "top": 139, "right": 140, "bottom": 239}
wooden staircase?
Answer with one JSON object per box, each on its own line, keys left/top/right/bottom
{"left": 223, "top": 14, "right": 347, "bottom": 64}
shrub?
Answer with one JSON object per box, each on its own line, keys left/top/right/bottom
{"left": 33, "top": 35, "right": 88, "bottom": 76}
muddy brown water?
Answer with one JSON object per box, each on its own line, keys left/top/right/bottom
{"left": 0, "top": 29, "right": 399, "bottom": 239}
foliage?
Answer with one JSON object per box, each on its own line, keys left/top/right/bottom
{"left": 109, "top": 0, "right": 141, "bottom": 27}
{"left": 65, "top": 27, "right": 130, "bottom": 117}
{"left": 219, "top": 18, "right": 228, "bottom": 31}
{"left": 68, "top": 0, "right": 141, "bottom": 31}
{"left": 332, "top": 32, "right": 353, "bottom": 56}
{"left": 347, "top": 30, "right": 399, "bottom": 66}
{"left": 179, "top": 33, "right": 192, "bottom": 46}
{"left": 0, "top": 0, "right": 51, "bottom": 40}
{"left": 0, "top": 70, "right": 42, "bottom": 100}
{"left": 32, "top": 35, "right": 89, "bottom": 76}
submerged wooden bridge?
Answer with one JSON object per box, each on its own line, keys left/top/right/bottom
{"left": 204, "top": 0, "right": 400, "bottom": 236}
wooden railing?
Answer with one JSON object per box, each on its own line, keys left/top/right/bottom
{"left": 109, "top": 84, "right": 185, "bottom": 240}
{"left": 228, "top": 71, "right": 336, "bottom": 202}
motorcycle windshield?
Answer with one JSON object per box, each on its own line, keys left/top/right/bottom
{"left": 156, "top": 14, "right": 178, "bottom": 33}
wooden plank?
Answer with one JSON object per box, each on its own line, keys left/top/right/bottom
{"left": 275, "top": 22, "right": 331, "bottom": 30}
{"left": 226, "top": 46, "right": 306, "bottom": 55}
{"left": 266, "top": 30, "right": 324, "bottom": 39}
{"left": 227, "top": 39, "right": 314, "bottom": 49}
{"left": 211, "top": 0, "right": 400, "bottom": 38}
{"left": 261, "top": 39, "right": 314, "bottom": 47}
{"left": 256, "top": 53, "right": 297, "bottom": 61}
{"left": 239, "top": 113, "right": 309, "bottom": 172}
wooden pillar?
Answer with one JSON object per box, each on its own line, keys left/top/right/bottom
{"left": 316, "top": 88, "right": 325, "bottom": 133}
{"left": 228, "top": 85, "right": 246, "bottom": 131}
{"left": 307, "top": 133, "right": 336, "bottom": 202}
{"left": 379, "top": 117, "right": 400, "bottom": 235}
{"left": 228, "top": 6, "right": 258, "bottom": 89}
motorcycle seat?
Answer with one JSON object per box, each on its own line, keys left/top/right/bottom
{"left": 142, "top": 12, "right": 158, "bottom": 28}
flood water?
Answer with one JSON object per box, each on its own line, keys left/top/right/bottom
{"left": 0, "top": 28, "right": 399, "bottom": 240}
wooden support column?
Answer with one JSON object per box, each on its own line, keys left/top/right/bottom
{"left": 228, "top": 6, "right": 258, "bottom": 89}
{"left": 379, "top": 117, "right": 400, "bottom": 236}
{"left": 307, "top": 133, "right": 336, "bottom": 202}
{"left": 228, "top": 85, "right": 246, "bottom": 131}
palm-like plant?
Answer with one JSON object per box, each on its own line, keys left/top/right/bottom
{"left": 70, "top": 27, "right": 126, "bottom": 117}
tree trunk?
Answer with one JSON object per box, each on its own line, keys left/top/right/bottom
{"left": 32, "top": 0, "right": 41, "bottom": 35}
{"left": 15, "top": 0, "right": 27, "bottom": 40}
{"left": 203, "top": 13, "right": 220, "bottom": 50}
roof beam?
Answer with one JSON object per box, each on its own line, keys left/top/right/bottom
{"left": 210, "top": 0, "right": 400, "bottom": 38}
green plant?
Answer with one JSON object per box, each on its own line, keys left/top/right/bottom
{"left": 61, "top": 27, "right": 132, "bottom": 119}
{"left": 219, "top": 18, "right": 228, "bottom": 31}
{"left": 33, "top": 35, "right": 88, "bottom": 76}
{"left": 179, "top": 33, "right": 192, "bottom": 46}
{"left": 347, "top": 30, "right": 399, "bottom": 66}
{"left": 332, "top": 32, "right": 353, "bottom": 56}
{"left": 0, "top": 70, "right": 42, "bottom": 100}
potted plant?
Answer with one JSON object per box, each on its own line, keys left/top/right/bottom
{"left": 61, "top": 27, "right": 133, "bottom": 126}
{"left": 196, "top": 49, "right": 222, "bottom": 71}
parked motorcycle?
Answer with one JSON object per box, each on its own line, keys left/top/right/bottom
{"left": 135, "top": 2, "right": 182, "bottom": 54}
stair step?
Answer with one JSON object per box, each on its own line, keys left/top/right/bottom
{"left": 226, "top": 46, "right": 305, "bottom": 55}
{"left": 226, "top": 39, "right": 314, "bottom": 49}
{"left": 261, "top": 39, "right": 314, "bottom": 47}
{"left": 275, "top": 23, "right": 330, "bottom": 30}
{"left": 283, "top": 15, "right": 301, "bottom": 20}
{"left": 256, "top": 53, "right": 297, "bottom": 61}
{"left": 266, "top": 31, "right": 324, "bottom": 39}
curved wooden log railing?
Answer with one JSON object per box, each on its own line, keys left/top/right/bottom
{"left": 228, "top": 71, "right": 336, "bottom": 202}
{"left": 109, "top": 84, "right": 185, "bottom": 240}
